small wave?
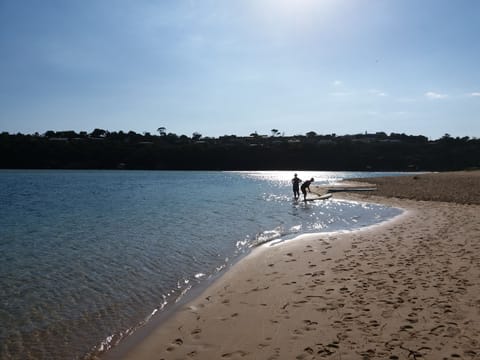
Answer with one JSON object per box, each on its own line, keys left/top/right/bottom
{"left": 91, "top": 322, "right": 142, "bottom": 357}
{"left": 177, "top": 278, "right": 190, "bottom": 288}
{"left": 310, "top": 223, "right": 326, "bottom": 230}
{"left": 97, "top": 334, "right": 114, "bottom": 353}
{"left": 289, "top": 224, "right": 302, "bottom": 232}
{"left": 175, "top": 284, "right": 193, "bottom": 303}
{"left": 89, "top": 293, "right": 169, "bottom": 358}
{"left": 143, "top": 308, "right": 158, "bottom": 323}
{"left": 235, "top": 237, "right": 249, "bottom": 251}
{"left": 216, "top": 264, "right": 226, "bottom": 272}
{"left": 250, "top": 227, "right": 285, "bottom": 247}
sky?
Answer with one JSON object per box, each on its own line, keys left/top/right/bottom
{"left": 0, "top": 0, "right": 479, "bottom": 139}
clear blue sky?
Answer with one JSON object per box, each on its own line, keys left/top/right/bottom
{"left": 1, "top": 0, "right": 479, "bottom": 139}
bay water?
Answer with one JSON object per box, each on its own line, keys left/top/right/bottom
{"left": 0, "top": 170, "right": 404, "bottom": 359}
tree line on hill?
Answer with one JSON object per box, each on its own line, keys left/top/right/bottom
{"left": 0, "top": 129, "right": 478, "bottom": 171}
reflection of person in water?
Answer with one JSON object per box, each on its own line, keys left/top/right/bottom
{"left": 301, "top": 178, "right": 314, "bottom": 201}
{"left": 291, "top": 173, "right": 302, "bottom": 200}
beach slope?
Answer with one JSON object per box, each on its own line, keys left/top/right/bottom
{"left": 115, "top": 171, "right": 480, "bottom": 360}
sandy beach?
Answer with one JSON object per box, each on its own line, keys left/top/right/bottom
{"left": 112, "top": 171, "right": 480, "bottom": 360}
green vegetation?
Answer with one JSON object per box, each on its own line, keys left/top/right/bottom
{"left": 0, "top": 130, "right": 478, "bottom": 171}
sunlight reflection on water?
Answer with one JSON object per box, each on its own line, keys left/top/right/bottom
{"left": 0, "top": 170, "right": 406, "bottom": 360}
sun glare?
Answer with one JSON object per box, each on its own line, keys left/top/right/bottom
{"left": 259, "top": 0, "right": 319, "bottom": 19}
{"left": 275, "top": 0, "right": 318, "bottom": 14}
{"left": 252, "top": 0, "right": 335, "bottom": 36}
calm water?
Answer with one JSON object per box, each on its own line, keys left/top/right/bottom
{"left": 0, "top": 170, "right": 404, "bottom": 359}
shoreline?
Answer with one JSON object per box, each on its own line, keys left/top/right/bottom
{"left": 99, "top": 205, "right": 405, "bottom": 360}
{"left": 103, "top": 171, "right": 480, "bottom": 360}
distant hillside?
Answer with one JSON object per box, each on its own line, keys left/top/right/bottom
{"left": 1, "top": 130, "right": 478, "bottom": 171}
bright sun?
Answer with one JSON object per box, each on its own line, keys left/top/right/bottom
{"left": 263, "top": 0, "right": 318, "bottom": 17}
{"left": 276, "top": 0, "right": 317, "bottom": 12}
{"left": 253, "top": 0, "right": 334, "bottom": 33}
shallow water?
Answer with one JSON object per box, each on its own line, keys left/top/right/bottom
{"left": 0, "top": 170, "right": 404, "bottom": 359}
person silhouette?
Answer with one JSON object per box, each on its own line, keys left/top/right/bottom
{"left": 301, "top": 178, "right": 315, "bottom": 201}
{"left": 291, "top": 173, "right": 302, "bottom": 200}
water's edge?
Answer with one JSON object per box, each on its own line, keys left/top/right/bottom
{"left": 0, "top": 170, "right": 414, "bottom": 359}
{"left": 98, "top": 200, "right": 406, "bottom": 359}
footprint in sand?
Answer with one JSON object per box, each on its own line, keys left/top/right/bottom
{"left": 166, "top": 338, "right": 184, "bottom": 352}
{"left": 221, "top": 350, "right": 249, "bottom": 358}
{"left": 302, "top": 320, "right": 318, "bottom": 331}
{"left": 191, "top": 328, "right": 202, "bottom": 339}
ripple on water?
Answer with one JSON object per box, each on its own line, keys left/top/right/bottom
{"left": 0, "top": 170, "right": 404, "bottom": 359}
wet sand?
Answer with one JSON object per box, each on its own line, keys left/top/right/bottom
{"left": 346, "top": 170, "right": 480, "bottom": 205}
{"left": 114, "top": 171, "right": 480, "bottom": 360}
